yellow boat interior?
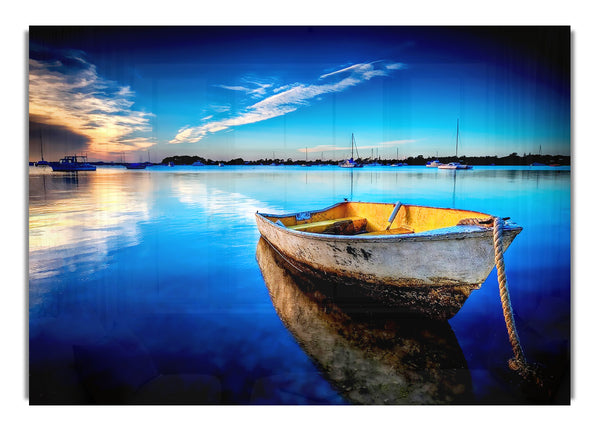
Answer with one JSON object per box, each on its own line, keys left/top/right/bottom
{"left": 263, "top": 201, "right": 492, "bottom": 236}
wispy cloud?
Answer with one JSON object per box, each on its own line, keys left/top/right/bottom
{"left": 169, "top": 60, "right": 405, "bottom": 145}
{"left": 216, "top": 81, "right": 272, "bottom": 98}
{"left": 298, "top": 144, "right": 353, "bottom": 154}
{"left": 320, "top": 62, "right": 404, "bottom": 79}
{"left": 29, "top": 50, "right": 154, "bottom": 155}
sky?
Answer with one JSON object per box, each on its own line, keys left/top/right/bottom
{"left": 28, "top": 26, "right": 571, "bottom": 163}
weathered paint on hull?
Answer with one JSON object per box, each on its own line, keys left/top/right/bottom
{"left": 256, "top": 213, "right": 519, "bottom": 288}
{"left": 257, "top": 236, "right": 476, "bottom": 319}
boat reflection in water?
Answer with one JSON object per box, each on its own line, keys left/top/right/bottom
{"left": 256, "top": 238, "right": 474, "bottom": 404}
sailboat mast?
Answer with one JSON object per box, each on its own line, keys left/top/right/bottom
{"left": 455, "top": 118, "right": 459, "bottom": 158}
{"left": 39, "top": 128, "right": 44, "bottom": 161}
{"left": 352, "top": 133, "right": 359, "bottom": 159}
{"left": 351, "top": 133, "right": 354, "bottom": 159}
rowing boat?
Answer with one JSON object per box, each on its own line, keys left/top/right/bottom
{"left": 255, "top": 201, "right": 522, "bottom": 319}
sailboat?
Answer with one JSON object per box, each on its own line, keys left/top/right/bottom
{"left": 530, "top": 144, "right": 546, "bottom": 166}
{"left": 438, "top": 119, "right": 472, "bottom": 170}
{"left": 301, "top": 147, "right": 310, "bottom": 167}
{"left": 391, "top": 147, "right": 407, "bottom": 167}
{"left": 339, "top": 133, "right": 363, "bottom": 168}
{"left": 35, "top": 128, "right": 50, "bottom": 166}
{"left": 125, "top": 152, "right": 147, "bottom": 169}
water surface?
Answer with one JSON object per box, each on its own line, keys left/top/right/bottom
{"left": 28, "top": 165, "right": 570, "bottom": 404}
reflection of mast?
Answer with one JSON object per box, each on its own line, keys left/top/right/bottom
{"left": 452, "top": 170, "right": 457, "bottom": 208}
{"left": 256, "top": 238, "right": 473, "bottom": 405}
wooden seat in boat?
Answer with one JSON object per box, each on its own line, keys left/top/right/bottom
{"left": 287, "top": 216, "right": 367, "bottom": 235}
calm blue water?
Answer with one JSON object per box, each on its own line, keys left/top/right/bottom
{"left": 28, "top": 165, "right": 570, "bottom": 404}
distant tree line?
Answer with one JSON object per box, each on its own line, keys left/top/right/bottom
{"left": 161, "top": 153, "right": 570, "bottom": 166}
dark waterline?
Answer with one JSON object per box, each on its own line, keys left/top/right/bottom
{"left": 28, "top": 165, "right": 570, "bottom": 404}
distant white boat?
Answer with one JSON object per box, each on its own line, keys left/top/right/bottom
{"left": 339, "top": 134, "right": 363, "bottom": 168}
{"left": 339, "top": 158, "right": 362, "bottom": 168}
{"left": 438, "top": 119, "right": 472, "bottom": 170}
{"left": 438, "top": 162, "right": 472, "bottom": 170}
{"left": 426, "top": 160, "right": 442, "bottom": 168}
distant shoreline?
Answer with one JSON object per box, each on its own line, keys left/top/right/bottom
{"left": 152, "top": 153, "right": 571, "bottom": 167}
{"left": 31, "top": 153, "right": 571, "bottom": 167}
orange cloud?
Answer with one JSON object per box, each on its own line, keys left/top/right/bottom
{"left": 29, "top": 55, "right": 154, "bottom": 158}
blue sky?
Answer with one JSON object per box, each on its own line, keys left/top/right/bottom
{"left": 28, "top": 26, "right": 570, "bottom": 162}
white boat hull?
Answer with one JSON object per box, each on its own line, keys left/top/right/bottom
{"left": 255, "top": 205, "right": 521, "bottom": 318}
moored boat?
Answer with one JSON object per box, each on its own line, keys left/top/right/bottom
{"left": 50, "top": 155, "right": 96, "bottom": 172}
{"left": 255, "top": 201, "right": 522, "bottom": 319}
{"left": 438, "top": 119, "right": 472, "bottom": 170}
{"left": 438, "top": 161, "right": 472, "bottom": 170}
{"left": 125, "top": 163, "right": 147, "bottom": 169}
{"left": 426, "top": 160, "right": 442, "bottom": 167}
{"left": 36, "top": 128, "right": 50, "bottom": 166}
{"left": 339, "top": 158, "right": 363, "bottom": 168}
{"left": 339, "top": 133, "right": 363, "bottom": 168}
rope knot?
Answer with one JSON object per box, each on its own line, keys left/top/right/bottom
{"left": 508, "top": 358, "right": 550, "bottom": 397}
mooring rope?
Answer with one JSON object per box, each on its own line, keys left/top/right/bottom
{"left": 459, "top": 215, "right": 544, "bottom": 387}
{"left": 492, "top": 216, "right": 550, "bottom": 391}
{"left": 492, "top": 217, "right": 528, "bottom": 373}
